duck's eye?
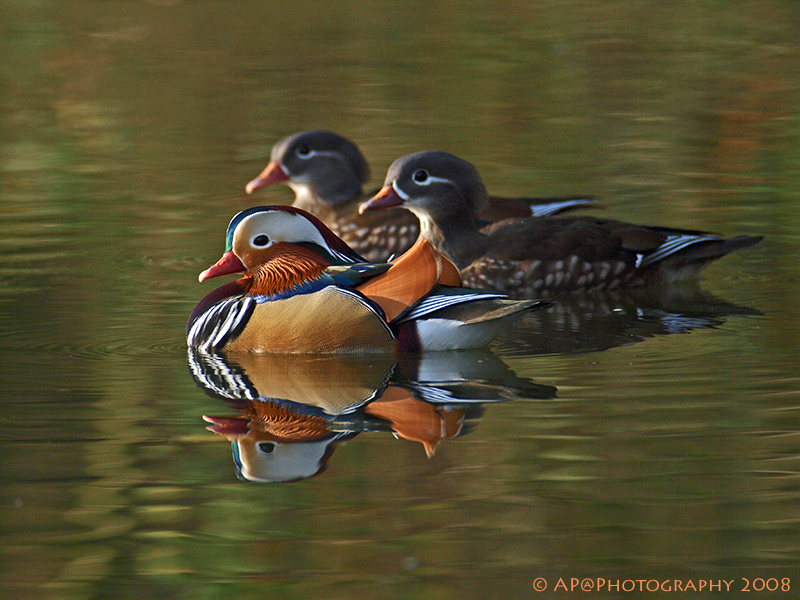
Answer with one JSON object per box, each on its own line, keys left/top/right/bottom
{"left": 252, "top": 234, "right": 270, "bottom": 247}
{"left": 296, "top": 145, "right": 312, "bottom": 158}
{"left": 413, "top": 169, "right": 429, "bottom": 183}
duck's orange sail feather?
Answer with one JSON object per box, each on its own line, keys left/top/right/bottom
{"left": 356, "top": 238, "right": 461, "bottom": 321}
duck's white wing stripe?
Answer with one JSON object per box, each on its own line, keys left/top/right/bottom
{"left": 209, "top": 301, "right": 252, "bottom": 349}
{"left": 409, "top": 384, "right": 455, "bottom": 403}
{"left": 187, "top": 303, "right": 225, "bottom": 348}
{"left": 398, "top": 291, "right": 506, "bottom": 322}
{"left": 529, "top": 198, "right": 593, "bottom": 217}
{"left": 638, "top": 234, "right": 720, "bottom": 268}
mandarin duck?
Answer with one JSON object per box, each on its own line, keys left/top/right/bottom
{"left": 187, "top": 205, "right": 548, "bottom": 353}
{"left": 244, "top": 130, "right": 598, "bottom": 261}
{"left": 359, "top": 151, "right": 763, "bottom": 298}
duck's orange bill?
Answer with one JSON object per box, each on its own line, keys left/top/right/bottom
{"left": 199, "top": 250, "right": 246, "bottom": 282}
{"left": 245, "top": 161, "right": 289, "bottom": 194}
{"left": 359, "top": 185, "right": 403, "bottom": 213}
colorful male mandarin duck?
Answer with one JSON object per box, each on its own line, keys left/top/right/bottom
{"left": 244, "top": 130, "right": 597, "bottom": 261}
{"left": 187, "top": 206, "right": 547, "bottom": 353}
{"left": 360, "top": 151, "right": 763, "bottom": 298}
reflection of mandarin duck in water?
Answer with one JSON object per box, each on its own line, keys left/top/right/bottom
{"left": 187, "top": 205, "right": 548, "bottom": 353}
{"left": 203, "top": 410, "right": 350, "bottom": 483}
{"left": 191, "top": 350, "right": 556, "bottom": 482}
{"left": 195, "top": 352, "right": 393, "bottom": 483}
{"left": 202, "top": 393, "right": 464, "bottom": 481}
{"left": 360, "top": 151, "right": 763, "bottom": 298}
{"left": 244, "top": 130, "right": 598, "bottom": 261}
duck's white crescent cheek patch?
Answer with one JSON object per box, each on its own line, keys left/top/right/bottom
{"left": 392, "top": 180, "right": 411, "bottom": 200}
{"left": 298, "top": 149, "right": 339, "bottom": 159}
{"left": 423, "top": 175, "right": 453, "bottom": 186}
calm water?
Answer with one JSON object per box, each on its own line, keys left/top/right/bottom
{"left": 1, "top": 1, "right": 799, "bottom": 598}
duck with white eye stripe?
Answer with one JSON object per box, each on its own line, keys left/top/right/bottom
{"left": 359, "top": 151, "right": 763, "bottom": 298}
{"left": 187, "top": 205, "right": 548, "bottom": 353}
{"left": 244, "top": 130, "right": 598, "bottom": 261}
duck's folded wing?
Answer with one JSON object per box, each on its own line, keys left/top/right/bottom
{"left": 390, "top": 286, "right": 549, "bottom": 351}
{"left": 635, "top": 233, "right": 762, "bottom": 268}
{"left": 393, "top": 285, "right": 547, "bottom": 325}
{"left": 481, "top": 195, "right": 599, "bottom": 221}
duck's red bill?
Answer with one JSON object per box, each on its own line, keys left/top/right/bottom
{"left": 199, "top": 251, "right": 246, "bottom": 282}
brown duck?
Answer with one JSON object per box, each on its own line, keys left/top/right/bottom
{"left": 245, "top": 130, "right": 597, "bottom": 261}
{"left": 359, "top": 151, "right": 763, "bottom": 297}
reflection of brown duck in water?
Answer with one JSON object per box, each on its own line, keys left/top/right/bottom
{"left": 190, "top": 350, "right": 556, "bottom": 482}
{"left": 492, "top": 282, "right": 764, "bottom": 356}
{"left": 194, "top": 352, "right": 392, "bottom": 482}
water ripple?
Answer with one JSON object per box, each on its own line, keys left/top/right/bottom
{"left": 1, "top": 332, "right": 187, "bottom": 359}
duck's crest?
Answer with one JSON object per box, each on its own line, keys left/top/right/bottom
{"left": 226, "top": 206, "right": 366, "bottom": 264}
